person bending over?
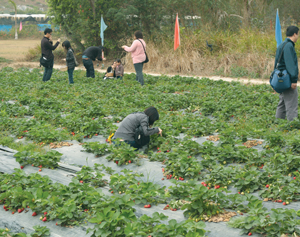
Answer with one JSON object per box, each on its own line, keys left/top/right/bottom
{"left": 114, "top": 106, "right": 162, "bottom": 149}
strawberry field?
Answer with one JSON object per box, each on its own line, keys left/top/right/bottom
{"left": 1, "top": 67, "right": 300, "bottom": 237}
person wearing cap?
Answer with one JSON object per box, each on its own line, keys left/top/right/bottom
{"left": 82, "top": 46, "right": 106, "bottom": 78}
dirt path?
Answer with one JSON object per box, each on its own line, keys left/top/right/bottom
{"left": 0, "top": 39, "right": 269, "bottom": 85}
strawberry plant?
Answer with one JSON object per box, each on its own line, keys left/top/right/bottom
{"left": 163, "top": 152, "right": 203, "bottom": 179}
{"left": 109, "top": 169, "right": 143, "bottom": 193}
{"left": 168, "top": 179, "right": 196, "bottom": 200}
{"left": 75, "top": 166, "right": 107, "bottom": 187}
{"left": 127, "top": 181, "right": 167, "bottom": 205}
{"left": 205, "top": 164, "right": 237, "bottom": 188}
{"left": 88, "top": 207, "right": 137, "bottom": 237}
{"left": 106, "top": 141, "right": 140, "bottom": 165}
{"left": 182, "top": 184, "right": 229, "bottom": 220}
{"left": 82, "top": 142, "right": 111, "bottom": 156}
{"left": 233, "top": 166, "right": 263, "bottom": 193}
{"left": 229, "top": 199, "right": 300, "bottom": 237}
{"left": 14, "top": 150, "right": 62, "bottom": 168}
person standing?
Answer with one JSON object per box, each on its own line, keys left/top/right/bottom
{"left": 122, "top": 31, "right": 146, "bottom": 86}
{"left": 41, "top": 28, "right": 60, "bottom": 82}
{"left": 62, "top": 40, "right": 76, "bottom": 84}
{"left": 275, "top": 26, "right": 299, "bottom": 121}
{"left": 82, "top": 46, "right": 106, "bottom": 78}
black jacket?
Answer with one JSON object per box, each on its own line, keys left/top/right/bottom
{"left": 82, "top": 46, "right": 103, "bottom": 61}
{"left": 41, "top": 37, "right": 59, "bottom": 60}
{"left": 274, "top": 38, "right": 299, "bottom": 83}
{"left": 66, "top": 48, "right": 76, "bottom": 69}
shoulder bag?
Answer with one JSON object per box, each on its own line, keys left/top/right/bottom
{"left": 270, "top": 42, "right": 291, "bottom": 93}
{"left": 137, "top": 39, "right": 149, "bottom": 63}
{"left": 40, "top": 54, "right": 51, "bottom": 68}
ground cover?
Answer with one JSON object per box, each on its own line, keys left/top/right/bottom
{"left": 1, "top": 67, "right": 300, "bottom": 236}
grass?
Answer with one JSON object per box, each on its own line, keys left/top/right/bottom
{"left": 124, "top": 27, "right": 300, "bottom": 79}
{"left": 0, "top": 57, "right": 12, "bottom": 63}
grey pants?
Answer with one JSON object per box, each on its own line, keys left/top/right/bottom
{"left": 275, "top": 87, "right": 298, "bottom": 121}
{"left": 134, "top": 63, "right": 144, "bottom": 86}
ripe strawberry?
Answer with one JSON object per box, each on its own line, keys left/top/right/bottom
{"left": 44, "top": 212, "right": 47, "bottom": 216}
{"left": 92, "top": 118, "right": 95, "bottom": 120}
{"left": 266, "top": 184, "right": 269, "bottom": 188}
{"left": 283, "top": 202, "right": 286, "bottom": 205}
{"left": 56, "top": 222, "right": 58, "bottom": 225}
{"left": 31, "top": 164, "right": 34, "bottom": 167}
{"left": 166, "top": 150, "right": 170, "bottom": 152}
{"left": 18, "top": 208, "right": 22, "bottom": 213}
{"left": 111, "top": 191, "right": 114, "bottom": 193}
{"left": 42, "top": 217, "right": 47, "bottom": 222}
{"left": 80, "top": 180, "right": 83, "bottom": 183}
{"left": 147, "top": 204, "right": 151, "bottom": 208}
{"left": 157, "top": 147, "right": 160, "bottom": 150}
{"left": 278, "top": 200, "right": 282, "bottom": 203}
{"left": 144, "top": 205, "right": 148, "bottom": 208}
{"left": 95, "top": 134, "right": 98, "bottom": 136}
{"left": 115, "top": 161, "right": 118, "bottom": 164}
{"left": 32, "top": 212, "right": 37, "bottom": 216}
{"left": 294, "top": 177, "right": 296, "bottom": 180}
{"left": 173, "top": 208, "right": 177, "bottom": 211}
{"left": 248, "top": 233, "right": 252, "bottom": 236}
{"left": 39, "top": 165, "right": 42, "bottom": 168}
{"left": 12, "top": 211, "right": 15, "bottom": 214}
{"left": 128, "top": 160, "right": 131, "bottom": 163}
{"left": 157, "top": 151, "right": 161, "bottom": 153}
{"left": 161, "top": 178, "right": 164, "bottom": 180}
{"left": 39, "top": 169, "right": 42, "bottom": 172}
{"left": 20, "top": 166, "right": 24, "bottom": 169}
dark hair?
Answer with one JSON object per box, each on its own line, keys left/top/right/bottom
{"left": 116, "top": 59, "right": 121, "bottom": 63}
{"left": 44, "top": 28, "right": 52, "bottom": 35}
{"left": 286, "top": 26, "right": 299, "bottom": 37}
{"left": 134, "top": 31, "right": 143, "bottom": 39}
{"left": 144, "top": 106, "right": 159, "bottom": 125}
{"left": 62, "top": 40, "right": 71, "bottom": 50}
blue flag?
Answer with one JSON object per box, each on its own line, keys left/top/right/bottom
{"left": 100, "top": 15, "right": 107, "bottom": 46}
{"left": 275, "top": 9, "right": 283, "bottom": 48}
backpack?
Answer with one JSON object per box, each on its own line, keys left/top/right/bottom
{"left": 270, "top": 41, "right": 291, "bottom": 93}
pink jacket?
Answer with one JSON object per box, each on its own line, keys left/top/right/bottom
{"left": 124, "top": 39, "right": 146, "bottom": 64}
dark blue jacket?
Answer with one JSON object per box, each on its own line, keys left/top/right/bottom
{"left": 274, "top": 38, "right": 299, "bottom": 83}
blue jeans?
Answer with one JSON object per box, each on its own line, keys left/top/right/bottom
{"left": 117, "top": 76, "right": 123, "bottom": 80}
{"left": 42, "top": 58, "right": 54, "bottom": 82}
{"left": 83, "top": 58, "right": 95, "bottom": 78}
{"left": 68, "top": 68, "right": 74, "bottom": 84}
{"left": 134, "top": 63, "right": 144, "bottom": 85}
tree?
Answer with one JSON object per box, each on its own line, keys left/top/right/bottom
{"left": 47, "top": 0, "right": 123, "bottom": 52}
{"left": 9, "top": 0, "right": 18, "bottom": 40}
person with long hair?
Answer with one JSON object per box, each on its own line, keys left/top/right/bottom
{"left": 122, "top": 31, "right": 146, "bottom": 85}
{"left": 114, "top": 106, "right": 162, "bottom": 149}
{"left": 62, "top": 40, "right": 76, "bottom": 84}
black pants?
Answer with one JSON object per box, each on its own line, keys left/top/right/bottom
{"left": 42, "top": 58, "right": 54, "bottom": 82}
{"left": 83, "top": 58, "right": 95, "bottom": 78}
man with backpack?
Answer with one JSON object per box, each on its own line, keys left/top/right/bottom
{"left": 275, "top": 26, "right": 299, "bottom": 121}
